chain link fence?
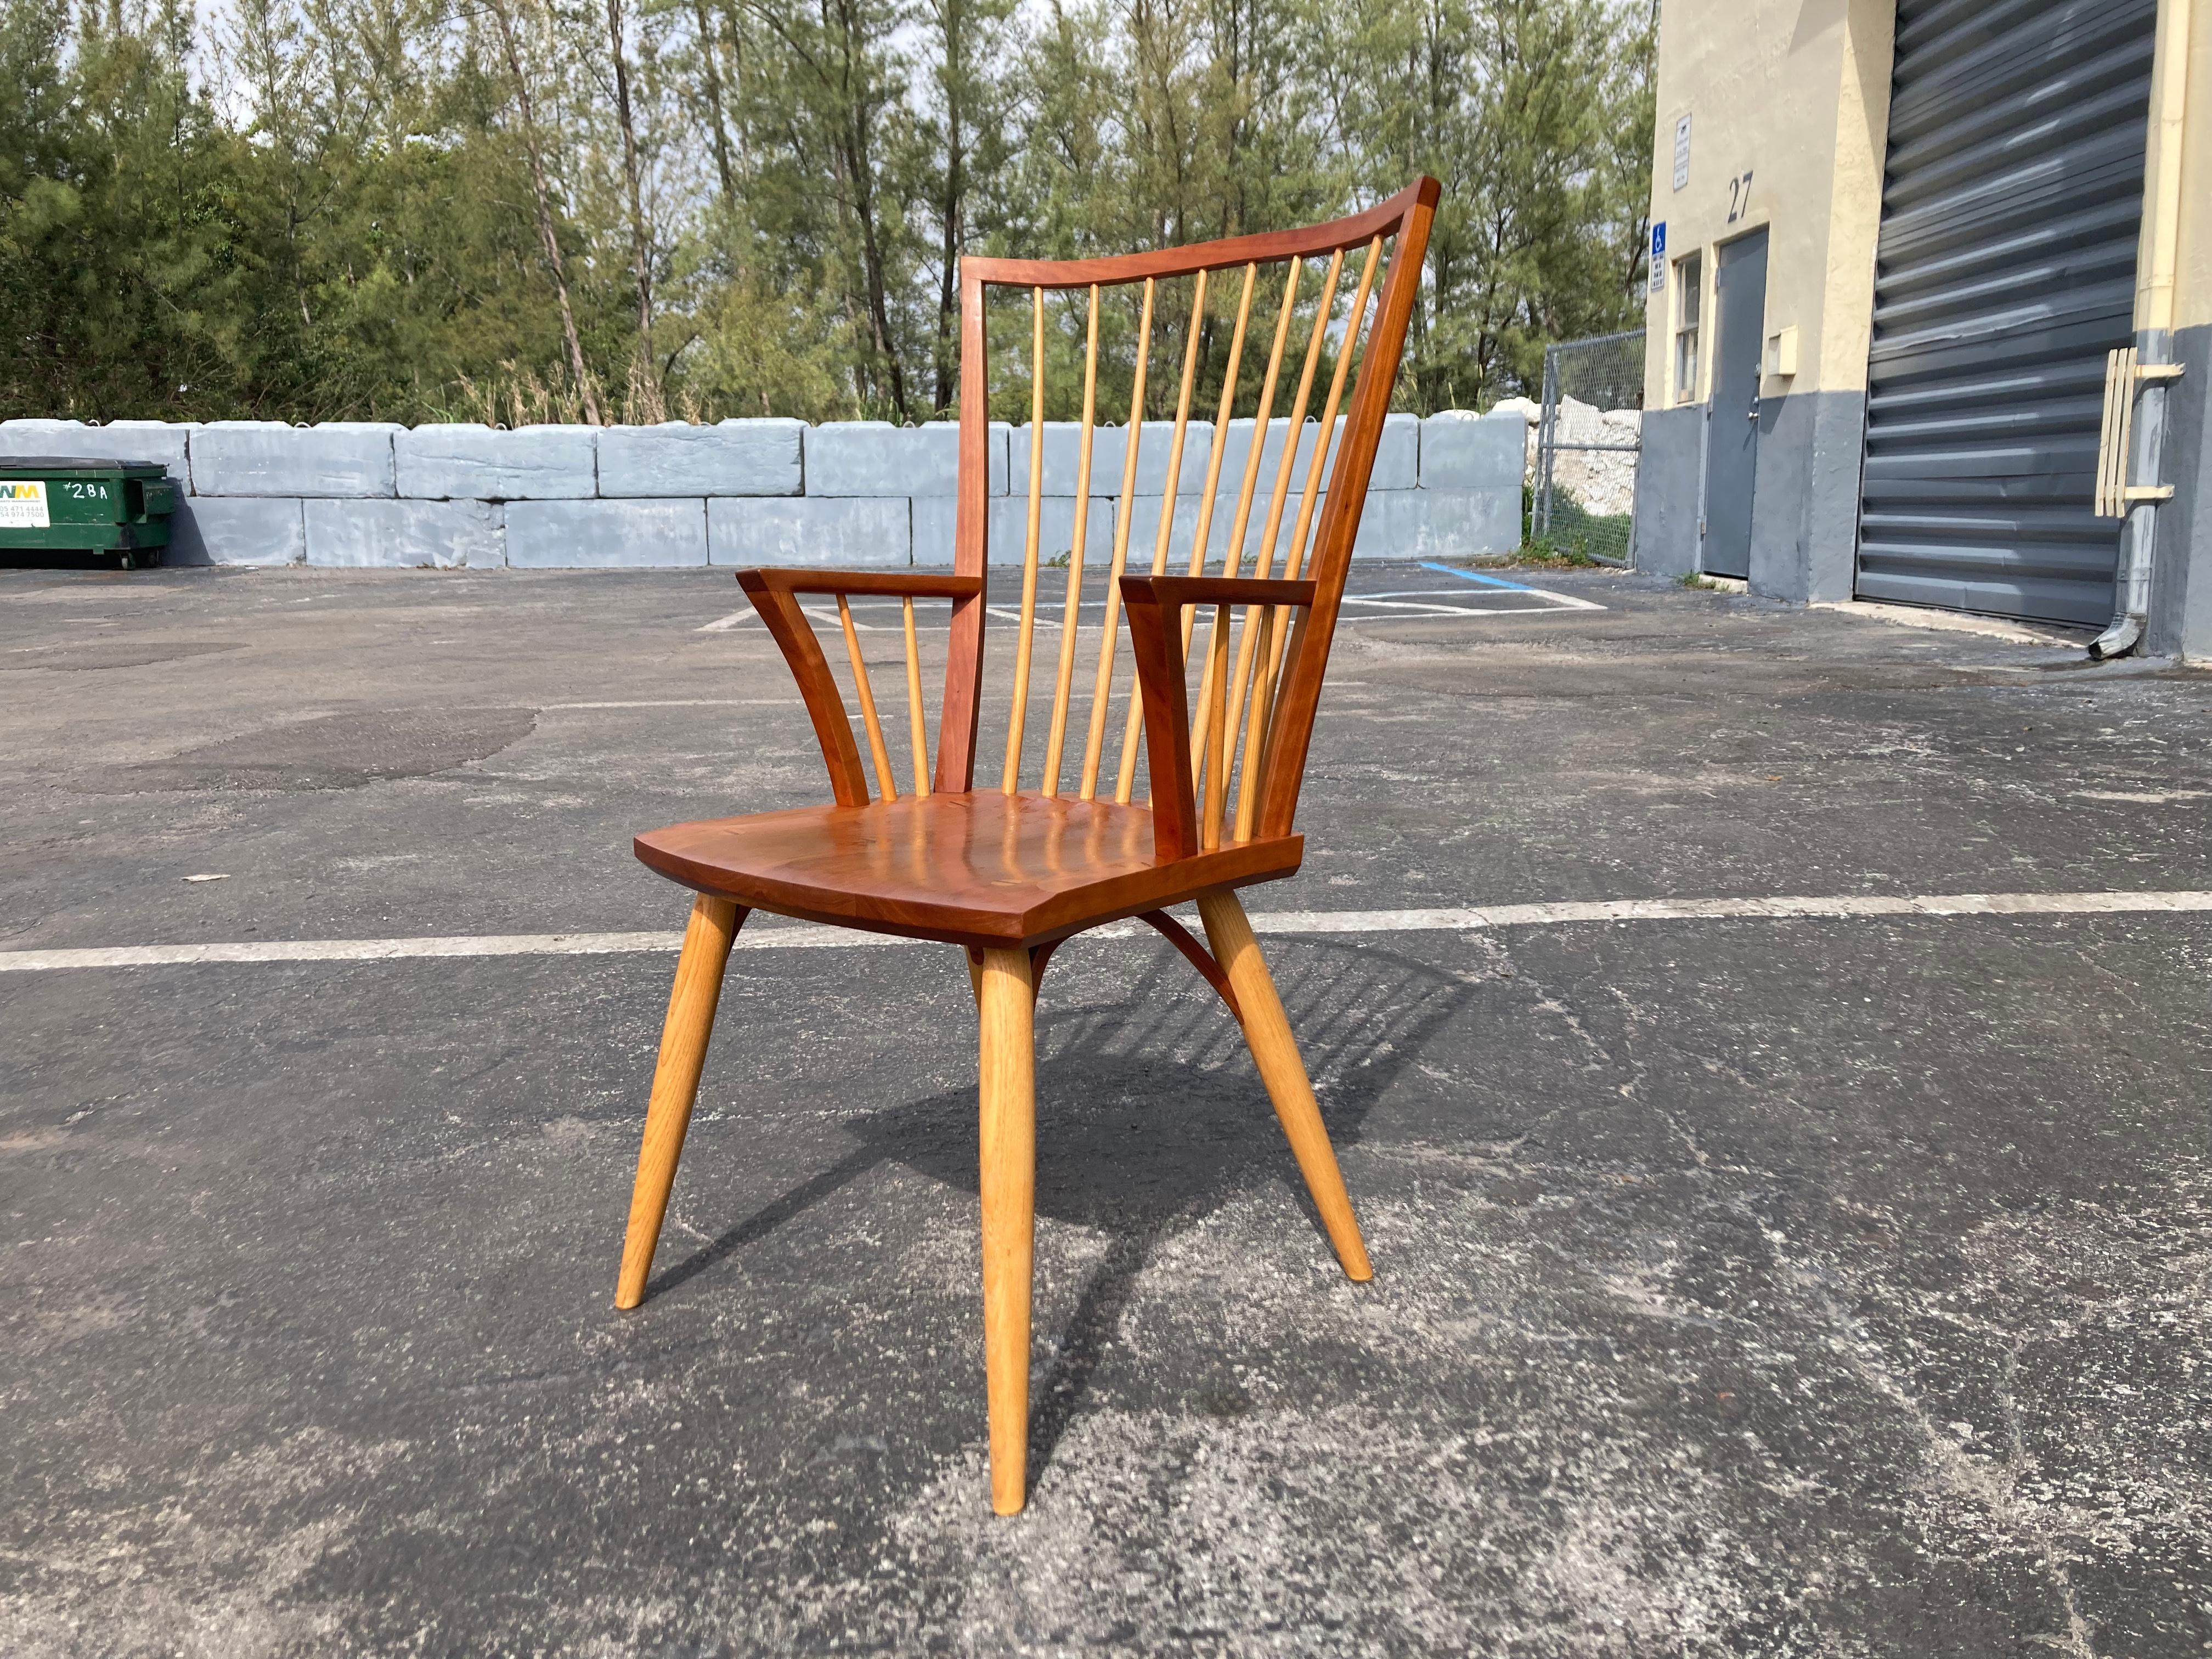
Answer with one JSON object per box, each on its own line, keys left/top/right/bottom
{"left": 1533, "top": 329, "right": 1645, "bottom": 566}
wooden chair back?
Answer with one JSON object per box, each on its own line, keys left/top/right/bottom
{"left": 752, "top": 179, "right": 1441, "bottom": 851}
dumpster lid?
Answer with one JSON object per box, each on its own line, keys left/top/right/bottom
{"left": 0, "top": 456, "right": 173, "bottom": 475}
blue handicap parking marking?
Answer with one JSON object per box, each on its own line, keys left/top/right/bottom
{"left": 1337, "top": 563, "right": 1605, "bottom": 618}
{"left": 1419, "top": 560, "right": 1543, "bottom": 592}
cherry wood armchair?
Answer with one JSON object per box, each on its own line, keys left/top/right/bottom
{"left": 617, "top": 179, "right": 1441, "bottom": 1514}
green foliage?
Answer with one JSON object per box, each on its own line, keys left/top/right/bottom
{"left": 1527, "top": 487, "right": 1630, "bottom": 564}
{"left": 0, "top": 0, "right": 1651, "bottom": 423}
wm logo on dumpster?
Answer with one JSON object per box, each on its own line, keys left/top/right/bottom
{"left": 0, "top": 480, "right": 49, "bottom": 528}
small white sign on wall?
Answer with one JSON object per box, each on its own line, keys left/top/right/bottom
{"left": 1673, "top": 113, "right": 1692, "bottom": 191}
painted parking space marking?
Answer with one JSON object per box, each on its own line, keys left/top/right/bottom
{"left": 701, "top": 575, "right": 1601, "bottom": 633}
{"left": 545, "top": 698, "right": 798, "bottom": 710}
{"left": 8, "top": 889, "right": 2209, "bottom": 973}
{"left": 1417, "top": 560, "right": 1607, "bottom": 611}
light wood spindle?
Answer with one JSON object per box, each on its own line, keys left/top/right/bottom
{"left": 1177, "top": 264, "right": 1259, "bottom": 794}
{"left": 1222, "top": 250, "right": 1342, "bottom": 834}
{"left": 1075, "top": 275, "right": 1154, "bottom": 800}
{"left": 1280, "top": 238, "right": 1381, "bottom": 590}
{"left": 1002, "top": 287, "right": 1047, "bottom": 793}
{"left": 1041, "top": 286, "right": 1101, "bottom": 796}
{"left": 837, "top": 594, "right": 898, "bottom": 802}
{"left": 902, "top": 595, "right": 929, "bottom": 797}
{"left": 1116, "top": 268, "right": 1209, "bottom": 803}
{"left": 1201, "top": 597, "right": 1233, "bottom": 850}
{"left": 1243, "top": 236, "right": 1386, "bottom": 838}
{"left": 1193, "top": 257, "right": 1301, "bottom": 834}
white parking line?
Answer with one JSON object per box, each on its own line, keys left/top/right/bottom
{"left": 545, "top": 699, "right": 797, "bottom": 710}
{"left": 5, "top": 890, "right": 2207, "bottom": 973}
{"left": 698, "top": 584, "right": 1604, "bottom": 632}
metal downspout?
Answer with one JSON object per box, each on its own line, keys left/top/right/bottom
{"left": 2092, "top": 0, "right": 2193, "bottom": 659}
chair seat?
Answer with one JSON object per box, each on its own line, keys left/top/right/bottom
{"left": 634, "top": 790, "right": 1303, "bottom": 949}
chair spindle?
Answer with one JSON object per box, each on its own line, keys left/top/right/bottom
{"left": 1116, "top": 268, "right": 1210, "bottom": 804}
{"left": 1195, "top": 257, "right": 1302, "bottom": 843}
{"left": 1076, "top": 275, "right": 1154, "bottom": 801}
{"left": 837, "top": 594, "right": 898, "bottom": 803}
{"left": 1240, "top": 235, "right": 1386, "bottom": 839}
{"left": 1002, "top": 287, "right": 1047, "bottom": 793}
{"left": 1179, "top": 263, "right": 1259, "bottom": 794}
{"left": 1042, "top": 286, "right": 1102, "bottom": 796}
{"left": 1222, "top": 250, "right": 1344, "bottom": 833}
{"left": 903, "top": 595, "right": 929, "bottom": 798}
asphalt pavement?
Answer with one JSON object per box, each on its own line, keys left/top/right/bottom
{"left": 3, "top": 561, "right": 2208, "bottom": 1656}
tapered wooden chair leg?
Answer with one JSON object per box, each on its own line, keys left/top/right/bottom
{"left": 616, "top": 895, "right": 745, "bottom": 1310}
{"left": 976, "top": 946, "right": 1037, "bottom": 1514}
{"left": 1196, "top": 890, "right": 1373, "bottom": 1281}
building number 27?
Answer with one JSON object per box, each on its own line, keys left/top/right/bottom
{"left": 1726, "top": 170, "right": 1754, "bottom": 224}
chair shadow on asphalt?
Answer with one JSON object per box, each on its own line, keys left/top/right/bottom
{"left": 645, "top": 933, "right": 1471, "bottom": 1489}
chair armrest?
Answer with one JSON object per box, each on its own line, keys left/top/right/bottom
{"left": 736, "top": 567, "right": 983, "bottom": 600}
{"left": 1119, "top": 575, "right": 1317, "bottom": 859}
{"left": 1131, "top": 575, "right": 1318, "bottom": 613}
{"left": 732, "top": 568, "right": 983, "bottom": 807}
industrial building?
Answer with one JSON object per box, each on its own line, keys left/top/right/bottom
{"left": 1634, "top": 0, "right": 2212, "bottom": 659}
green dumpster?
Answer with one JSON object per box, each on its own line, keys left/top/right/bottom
{"left": 0, "top": 457, "right": 178, "bottom": 569}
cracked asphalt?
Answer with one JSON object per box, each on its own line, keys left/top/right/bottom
{"left": 2, "top": 561, "right": 2209, "bottom": 1656}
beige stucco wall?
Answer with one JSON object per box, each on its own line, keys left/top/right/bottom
{"left": 2157, "top": 0, "right": 2212, "bottom": 330}
{"left": 1643, "top": 0, "right": 1895, "bottom": 404}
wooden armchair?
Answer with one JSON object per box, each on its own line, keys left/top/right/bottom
{"left": 617, "top": 179, "right": 1441, "bottom": 1514}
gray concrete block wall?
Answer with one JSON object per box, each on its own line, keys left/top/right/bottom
{"left": 191, "top": 421, "right": 400, "bottom": 497}
{"left": 709, "top": 497, "right": 911, "bottom": 567}
{"left": 1420, "top": 410, "right": 1523, "bottom": 490}
{"left": 599, "top": 420, "right": 804, "bottom": 497}
{"left": 806, "top": 421, "right": 1009, "bottom": 497}
{"left": 1355, "top": 489, "right": 1522, "bottom": 561}
{"left": 0, "top": 410, "right": 1525, "bottom": 569}
{"left": 912, "top": 496, "right": 1122, "bottom": 567}
{"left": 506, "top": 500, "right": 707, "bottom": 568}
{"left": 305, "top": 499, "right": 504, "bottom": 568}
{"left": 1009, "top": 422, "right": 1218, "bottom": 496}
{"left": 394, "top": 425, "right": 597, "bottom": 500}
{"left": 167, "top": 499, "right": 306, "bottom": 567}
{"left": 0, "top": 419, "right": 196, "bottom": 473}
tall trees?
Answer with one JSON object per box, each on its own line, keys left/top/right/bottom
{"left": 603, "top": 0, "right": 662, "bottom": 416}
{"left": 484, "top": 0, "right": 602, "bottom": 421}
{"left": 727, "top": 0, "right": 921, "bottom": 419}
{"left": 921, "top": 0, "right": 1014, "bottom": 413}
{"left": 0, "top": 0, "right": 1652, "bottom": 422}
{"left": 1316, "top": 0, "right": 1652, "bottom": 410}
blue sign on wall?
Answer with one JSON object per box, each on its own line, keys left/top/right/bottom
{"left": 1649, "top": 221, "right": 1667, "bottom": 292}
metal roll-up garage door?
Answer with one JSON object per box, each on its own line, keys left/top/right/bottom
{"left": 1855, "top": 0, "right": 2158, "bottom": 626}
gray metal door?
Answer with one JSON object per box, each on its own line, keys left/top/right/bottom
{"left": 1855, "top": 0, "right": 2158, "bottom": 625}
{"left": 1703, "top": 229, "right": 1768, "bottom": 580}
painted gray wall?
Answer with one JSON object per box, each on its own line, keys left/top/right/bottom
{"left": 2148, "top": 323, "right": 2212, "bottom": 661}
{"left": 1632, "top": 405, "right": 1702, "bottom": 579}
{"left": 1634, "top": 392, "right": 1864, "bottom": 601}
{"left": 1746, "top": 389, "right": 1866, "bottom": 603}
{"left": 0, "top": 414, "right": 1526, "bottom": 569}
